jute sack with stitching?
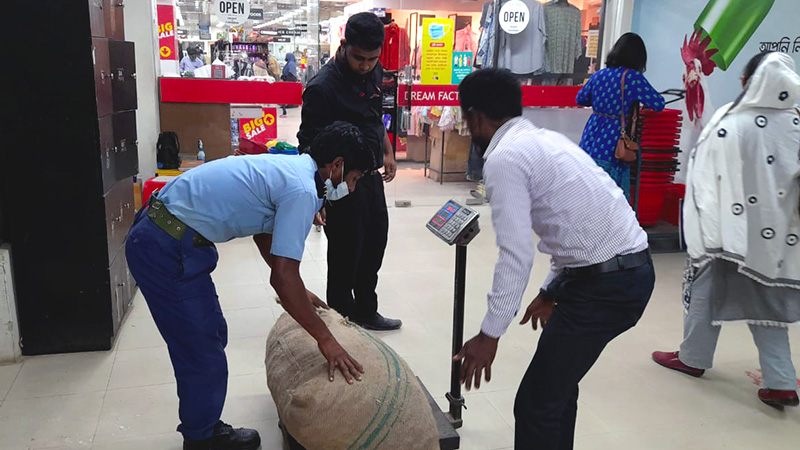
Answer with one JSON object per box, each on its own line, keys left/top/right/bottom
{"left": 265, "top": 310, "right": 439, "bottom": 450}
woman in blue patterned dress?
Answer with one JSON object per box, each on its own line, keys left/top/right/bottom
{"left": 576, "top": 33, "right": 665, "bottom": 200}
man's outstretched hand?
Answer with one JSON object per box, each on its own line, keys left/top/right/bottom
{"left": 318, "top": 337, "right": 364, "bottom": 383}
{"left": 454, "top": 332, "right": 499, "bottom": 391}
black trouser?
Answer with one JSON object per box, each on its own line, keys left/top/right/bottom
{"left": 323, "top": 173, "right": 388, "bottom": 319}
{"left": 514, "top": 260, "right": 655, "bottom": 450}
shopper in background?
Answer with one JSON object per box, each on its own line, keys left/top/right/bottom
{"left": 576, "top": 33, "right": 665, "bottom": 200}
{"left": 653, "top": 52, "right": 800, "bottom": 409}
{"left": 298, "top": 12, "right": 401, "bottom": 331}
{"left": 180, "top": 46, "right": 205, "bottom": 75}
{"left": 267, "top": 52, "right": 282, "bottom": 79}
{"left": 126, "top": 122, "right": 375, "bottom": 450}
{"left": 252, "top": 57, "right": 271, "bottom": 79}
{"left": 280, "top": 53, "right": 299, "bottom": 117}
{"left": 321, "top": 51, "right": 330, "bottom": 66}
{"left": 455, "top": 68, "right": 654, "bottom": 450}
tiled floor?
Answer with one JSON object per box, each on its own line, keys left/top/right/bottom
{"left": 1, "top": 151, "right": 799, "bottom": 449}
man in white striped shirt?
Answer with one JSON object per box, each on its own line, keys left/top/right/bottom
{"left": 453, "top": 69, "right": 655, "bottom": 450}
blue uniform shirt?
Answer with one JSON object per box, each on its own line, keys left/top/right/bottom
{"left": 180, "top": 56, "right": 205, "bottom": 73}
{"left": 158, "top": 154, "right": 323, "bottom": 261}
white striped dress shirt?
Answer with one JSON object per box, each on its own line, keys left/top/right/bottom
{"left": 481, "top": 117, "right": 648, "bottom": 338}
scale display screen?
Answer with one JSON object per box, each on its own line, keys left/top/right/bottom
{"left": 427, "top": 200, "right": 480, "bottom": 245}
{"left": 429, "top": 201, "right": 460, "bottom": 230}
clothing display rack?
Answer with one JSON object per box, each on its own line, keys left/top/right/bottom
{"left": 382, "top": 70, "right": 399, "bottom": 154}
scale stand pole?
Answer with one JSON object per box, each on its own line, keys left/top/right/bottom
{"left": 446, "top": 244, "right": 467, "bottom": 428}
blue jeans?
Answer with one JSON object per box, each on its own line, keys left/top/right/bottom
{"left": 126, "top": 209, "right": 226, "bottom": 441}
{"left": 514, "top": 260, "right": 655, "bottom": 450}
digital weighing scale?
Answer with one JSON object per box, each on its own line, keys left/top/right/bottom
{"left": 426, "top": 200, "right": 481, "bottom": 432}
{"left": 280, "top": 200, "right": 480, "bottom": 450}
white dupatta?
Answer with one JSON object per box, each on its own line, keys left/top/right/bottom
{"left": 683, "top": 52, "right": 800, "bottom": 289}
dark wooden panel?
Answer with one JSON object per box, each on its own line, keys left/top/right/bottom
{"left": 113, "top": 111, "right": 139, "bottom": 180}
{"left": 109, "top": 40, "right": 137, "bottom": 112}
{"left": 99, "top": 115, "right": 116, "bottom": 193}
{"left": 159, "top": 102, "right": 232, "bottom": 161}
{"left": 93, "top": 38, "right": 113, "bottom": 118}
{"left": 89, "top": 0, "right": 106, "bottom": 37}
{"left": 104, "top": 0, "right": 125, "bottom": 40}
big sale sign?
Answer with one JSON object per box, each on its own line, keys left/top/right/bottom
{"left": 239, "top": 108, "right": 278, "bottom": 145}
{"left": 157, "top": 5, "right": 177, "bottom": 61}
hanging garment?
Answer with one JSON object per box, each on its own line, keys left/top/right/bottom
{"left": 476, "top": 1, "right": 496, "bottom": 68}
{"left": 398, "top": 27, "right": 411, "bottom": 69}
{"left": 683, "top": 53, "right": 800, "bottom": 295}
{"left": 496, "top": 0, "right": 547, "bottom": 75}
{"left": 454, "top": 24, "right": 478, "bottom": 58}
{"left": 543, "top": 0, "right": 582, "bottom": 82}
{"left": 381, "top": 22, "right": 401, "bottom": 71}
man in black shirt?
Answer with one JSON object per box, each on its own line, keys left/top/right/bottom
{"left": 298, "top": 12, "right": 401, "bottom": 331}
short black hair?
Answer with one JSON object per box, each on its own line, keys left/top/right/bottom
{"left": 606, "top": 32, "right": 648, "bottom": 72}
{"left": 743, "top": 51, "right": 772, "bottom": 84}
{"left": 345, "top": 12, "right": 385, "bottom": 51}
{"left": 309, "top": 121, "right": 375, "bottom": 173}
{"left": 458, "top": 69, "right": 522, "bottom": 120}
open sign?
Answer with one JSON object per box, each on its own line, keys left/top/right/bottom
{"left": 214, "top": 0, "right": 250, "bottom": 26}
{"left": 499, "top": 0, "right": 530, "bottom": 35}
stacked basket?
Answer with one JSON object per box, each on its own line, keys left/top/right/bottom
{"left": 635, "top": 108, "right": 685, "bottom": 226}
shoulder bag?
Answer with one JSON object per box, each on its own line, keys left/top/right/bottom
{"left": 614, "top": 69, "right": 639, "bottom": 163}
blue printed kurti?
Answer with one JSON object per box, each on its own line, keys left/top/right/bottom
{"left": 576, "top": 67, "right": 665, "bottom": 199}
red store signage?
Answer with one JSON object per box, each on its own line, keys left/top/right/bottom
{"left": 398, "top": 84, "right": 582, "bottom": 108}
{"left": 156, "top": 5, "right": 177, "bottom": 61}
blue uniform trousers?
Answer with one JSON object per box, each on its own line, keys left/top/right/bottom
{"left": 126, "top": 209, "right": 227, "bottom": 441}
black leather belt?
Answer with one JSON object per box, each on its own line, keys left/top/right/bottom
{"left": 563, "top": 249, "right": 652, "bottom": 277}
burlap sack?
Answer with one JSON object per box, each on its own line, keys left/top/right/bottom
{"left": 265, "top": 310, "right": 440, "bottom": 450}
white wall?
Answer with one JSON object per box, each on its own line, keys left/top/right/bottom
{"left": 0, "top": 245, "right": 21, "bottom": 363}
{"left": 601, "top": 0, "right": 636, "bottom": 63}
{"left": 125, "top": 0, "right": 162, "bottom": 180}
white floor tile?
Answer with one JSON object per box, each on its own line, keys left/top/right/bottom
{"left": 0, "top": 362, "right": 22, "bottom": 401}
{"left": 108, "top": 346, "right": 173, "bottom": 390}
{"left": 114, "top": 310, "right": 166, "bottom": 351}
{"left": 224, "top": 307, "right": 276, "bottom": 340}
{"left": 217, "top": 283, "right": 272, "bottom": 311}
{"left": 221, "top": 373, "right": 279, "bottom": 423}
{"left": 94, "top": 383, "right": 179, "bottom": 443}
{"left": 0, "top": 392, "right": 104, "bottom": 449}
{"left": 226, "top": 337, "right": 269, "bottom": 377}
{"left": 6, "top": 353, "right": 114, "bottom": 400}
{"left": 90, "top": 432, "right": 182, "bottom": 450}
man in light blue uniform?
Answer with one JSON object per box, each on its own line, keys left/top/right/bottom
{"left": 126, "top": 123, "right": 374, "bottom": 450}
{"left": 180, "top": 46, "right": 205, "bottom": 75}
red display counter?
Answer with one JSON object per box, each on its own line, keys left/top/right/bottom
{"left": 158, "top": 78, "right": 303, "bottom": 162}
{"left": 160, "top": 78, "right": 303, "bottom": 105}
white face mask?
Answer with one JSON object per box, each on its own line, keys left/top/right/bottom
{"left": 325, "top": 162, "right": 349, "bottom": 201}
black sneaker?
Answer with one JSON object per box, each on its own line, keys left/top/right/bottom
{"left": 183, "top": 421, "right": 261, "bottom": 450}
{"left": 351, "top": 313, "right": 402, "bottom": 331}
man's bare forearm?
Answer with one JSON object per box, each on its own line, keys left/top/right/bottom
{"left": 270, "top": 258, "right": 335, "bottom": 345}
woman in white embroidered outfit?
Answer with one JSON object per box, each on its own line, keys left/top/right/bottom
{"left": 653, "top": 51, "right": 800, "bottom": 409}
